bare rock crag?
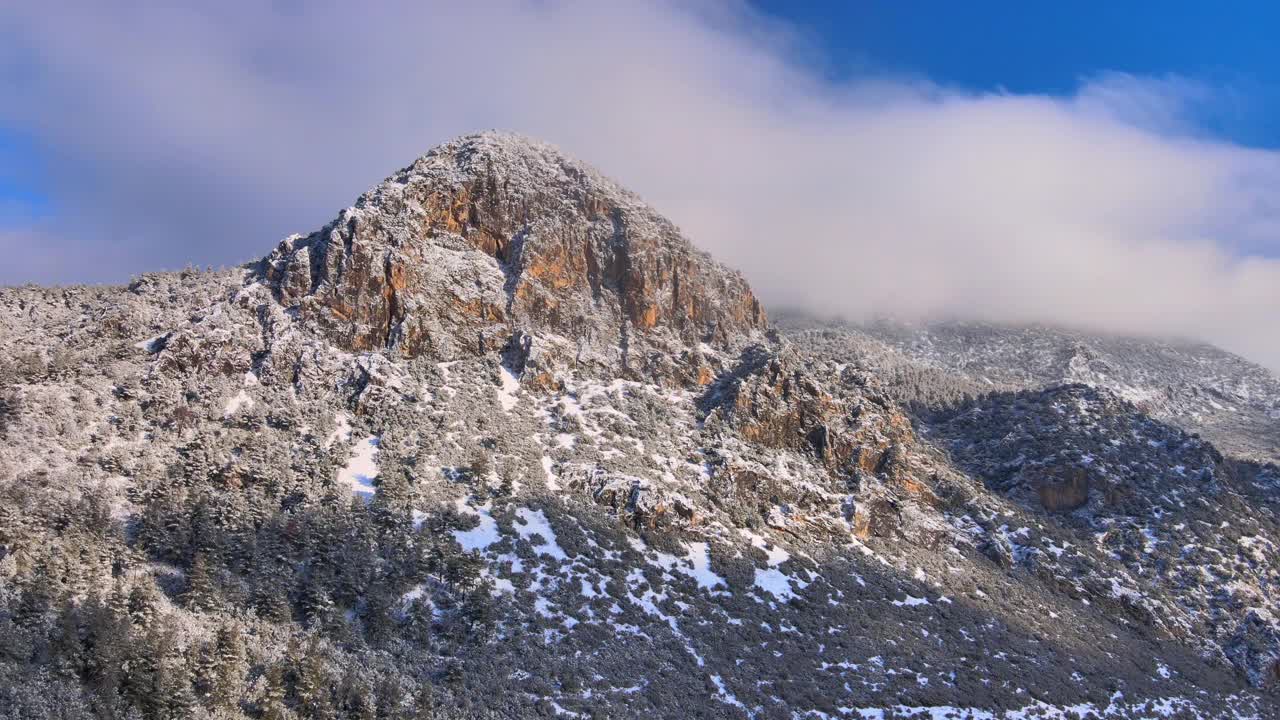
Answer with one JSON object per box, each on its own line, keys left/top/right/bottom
{"left": 262, "top": 132, "right": 766, "bottom": 365}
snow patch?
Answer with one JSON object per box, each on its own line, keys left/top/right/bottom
{"left": 682, "top": 542, "right": 727, "bottom": 591}
{"left": 739, "top": 529, "right": 791, "bottom": 566}
{"left": 739, "top": 529, "right": 804, "bottom": 601}
{"left": 223, "top": 390, "right": 254, "bottom": 417}
{"left": 753, "top": 568, "right": 798, "bottom": 601}
{"left": 848, "top": 695, "right": 1243, "bottom": 719}
{"left": 645, "top": 541, "right": 728, "bottom": 593}
{"left": 514, "top": 508, "right": 568, "bottom": 560}
{"left": 453, "top": 498, "right": 501, "bottom": 552}
{"left": 710, "top": 675, "right": 747, "bottom": 711}
{"left": 338, "top": 436, "right": 380, "bottom": 499}
{"left": 497, "top": 364, "right": 520, "bottom": 411}
{"left": 327, "top": 412, "right": 352, "bottom": 448}
{"left": 541, "top": 455, "right": 559, "bottom": 491}
{"left": 134, "top": 333, "right": 168, "bottom": 353}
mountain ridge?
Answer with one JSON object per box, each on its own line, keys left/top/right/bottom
{"left": 775, "top": 311, "right": 1280, "bottom": 463}
{"left": 0, "top": 134, "right": 1276, "bottom": 718}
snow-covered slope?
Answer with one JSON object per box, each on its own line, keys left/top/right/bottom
{"left": 781, "top": 315, "right": 1280, "bottom": 463}
{"left": 0, "top": 135, "right": 1275, "bottom": 718}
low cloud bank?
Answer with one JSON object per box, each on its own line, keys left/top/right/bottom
{"left": 1, "top": 2, "right": 1277, "bottom": 368}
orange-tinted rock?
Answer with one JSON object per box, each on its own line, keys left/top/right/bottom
{"left": 263, "top": 133, "right": 766, "bottom": 364}
{"left": 852, "top": 497, "right": 900, "bottom": 539}
{"left": 696, "top": 366, "right": 715, "bottom": 386}
{"left": 705, "top": 348, "right": 915, "bottom": 478}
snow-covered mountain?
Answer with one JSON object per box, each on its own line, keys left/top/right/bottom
{"left": 0, "top": 133, "right": 1276, "bottom": 719}
{"left": 778, "top": 315, "right": 1280, "bottom": 462}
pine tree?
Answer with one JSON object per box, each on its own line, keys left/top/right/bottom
{"left": 255, "top": 582, "right": 295, "bottom": 624}
{"left": 370, "top": 469, "right": 415, "bottom": 536}
{"left": 409, "top": 683, "right": 435, "bottom": 719}
{"left": 209, "top": 623, "right": 247, "bottom": 712}
{"left": 184, "top": 551, "right": 221, "bottom": 612}
{"left": 133, "top": 619, "right": 196, "bottom": 720}
{"left": 50, "top": 602, "right": 85, "bottom": 679}
{"left": 127, "top": 581, "right": 163, "bottom": 629}
{"left": 373, "top": 674, "right": 406, "bottom": 720}
{"left": 251, "top": 525, "right": 296, "bottom": 623}
{"left": 360, "top": 577, "right": 396, "bottom": 644}
{"left": 301, "top": 584, "right": 336, "bottom": 631}
{"left": 121, "top": 631, "right": 159, "bottom": 716}
{"left": 107, "top": 578, "right": 132, "bottom": 618}
{"left": 442, "top": 662, "right": 463, "bottom": 689}
{"left": 296, "top": 640, "right": 335, "bottom": 720}
{"left": 495, "top": 469, "right": 516, "bottom": 498}
{"left": 83, "top": 594, "right": 130, "bottom": 701}
{"left": 137, "top": 491, "right": 191, "bottom": 565}
{"left": 338, "top": 672, "right": 377, "bottom": 720}
{"left": 468, "top": 451, "right": 492, "bottom": 483}
{"left": 462, "top": 586, "right": 495, "bottom": 638}
{"left": 261, "top": 663, "right": 291, "bottom": 720}
{"left": 15, "top": 562, "right": 56, "bottom": 627}
{"left": 402, "top": 595, "right": 436, "bottom": 646}
{"left": 156, "top": 654, "right": 198, "bottom": 720}
{"left": 332, "top": 510, "right": 376, "bottom": 607}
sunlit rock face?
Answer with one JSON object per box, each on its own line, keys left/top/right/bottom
{"left": 263, "top": 132, "right": 766, "bottom": 366}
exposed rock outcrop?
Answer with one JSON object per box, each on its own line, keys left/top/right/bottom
{"left": 262, "top": 132, "right": 765, "bottom": 367}
{"left": 699, "top": 346, "right": 914, "bottom": 472}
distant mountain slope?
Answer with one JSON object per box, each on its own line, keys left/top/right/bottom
{"left": 779, "top": 313, "right": 1280, "bottom": 462}
{"left": 0, "top": 135, "right": 1275, "bottom": 719}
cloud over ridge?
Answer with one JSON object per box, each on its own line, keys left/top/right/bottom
{"left": 1, "top": 1, "right": 1278, "bottom": 368}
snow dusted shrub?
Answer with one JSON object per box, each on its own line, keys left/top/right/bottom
{"left": 0, "top": 387, "right": 19, "bottom": 435}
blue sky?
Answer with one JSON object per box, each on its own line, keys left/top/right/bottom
{"left": 0, "top": 129, "right": 49, "bottom": 224}
{"left": 752, "top": 1, "right": 1279, "bottom": 146}
{"left": 1, "top": 2, "right": 1278, "bottom": 368}
{"left": 5, "top": 3, "right": 1280, "bottom": 227}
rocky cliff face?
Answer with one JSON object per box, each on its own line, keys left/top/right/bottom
{"left": 263, "top": 132, "right": 765, "bottom": 367}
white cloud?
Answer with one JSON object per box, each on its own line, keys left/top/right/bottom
{"left": 0, "top": 1, "right": 1278, "bottom": 369}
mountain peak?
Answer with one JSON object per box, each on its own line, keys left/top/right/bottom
{"left": 397, "top": 131, "right": 616, "bottom": 195}
{"left": 261, "top": 132, "right": 766, "bottom": 366}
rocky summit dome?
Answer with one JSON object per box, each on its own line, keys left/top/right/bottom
{"left": 261, "top": 132, "right": 766, "bottom": 364}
